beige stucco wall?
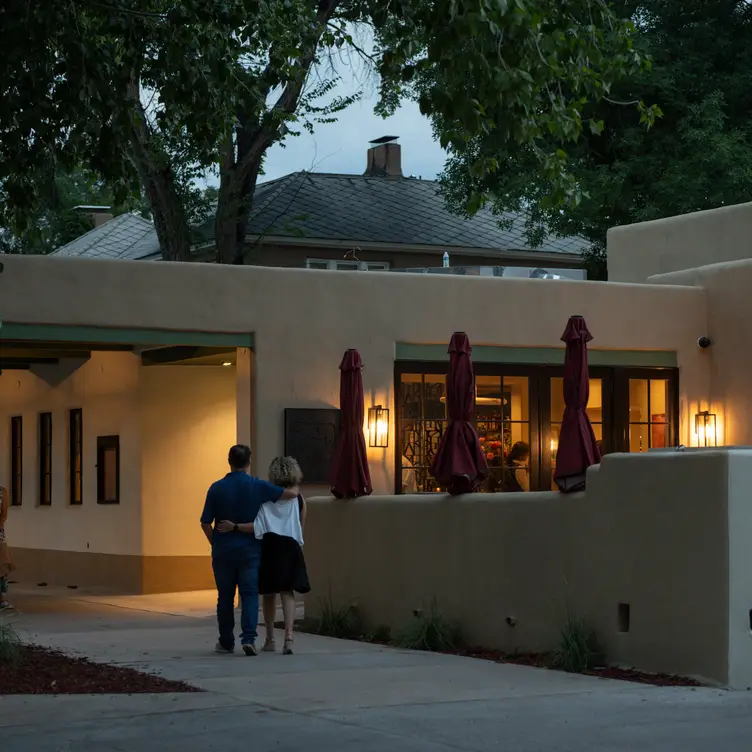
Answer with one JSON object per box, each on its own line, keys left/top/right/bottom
{"left": 305, "top": 449, "right": 752, "bottom": 687}
{"left": 608, "top": 201, "right": 752, "bottom": 284}
{"left": 0, "top": 254, "right": 710, "bottom": 494}
{"left": 139, "top": 365, "right": 236, "bottom": 558}
{"left": 0, "top": 351, "right": 143, "bottom": 556}
{"left": 649, "top": 258, "right": 752, "bottom": 447}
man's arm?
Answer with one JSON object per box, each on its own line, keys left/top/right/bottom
{"left": 280, "top": 485, "right": 300, "bottom": 501}
{"left": 199, "top": 486, "right": 215, "bottom": 545}
{"left": 201, "top": 523, "right": 213, "bottom": 545}
{"left": 215, "top": 520, "right": 254, "bottom": 534}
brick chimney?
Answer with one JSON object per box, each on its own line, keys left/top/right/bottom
{"left": 73, "top": 205, "right": 114, "bottom": 228}
{"left": 364, "top": 136, "right": 402, "bottom": 178}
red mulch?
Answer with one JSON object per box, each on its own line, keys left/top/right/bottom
{"left": 0, "top": 645, "right": 203, "bottom": 695}
{"left": 459, "top": 647, "right": 701, "bottom": 687}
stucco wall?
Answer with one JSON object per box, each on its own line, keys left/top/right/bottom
{"left": 305, "top": 450, "right": 750, "bottom": 686}
{"left": 650, "top": 258, "right": 752, "bottom": 447}
{"left": 0, "top": 351, "right": 142, "bottom": 555}
{"left": 139, "top": 365, "right": 236, "bottom": 558}
{"left": 607, "top": 201, "right": 752, "bottom": 283}
{"left": 0, "top": 255, "right": 709, "bottom": 494}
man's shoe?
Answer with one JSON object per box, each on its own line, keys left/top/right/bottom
{"left": 242, "top": 642, "right": 258, "bottom": 657}
{"left": 215, "top": 642, "right": 234, "bottom": 654}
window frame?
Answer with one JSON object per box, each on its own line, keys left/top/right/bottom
{"left": 10, "top": 416, "right": 23, "bottom": 506}
{"left": 96, "top": 435, "right": 120, "bottom": 505}
{"left": 394, "top": 362, "right": 679, "bottom": 494}
{"left": 68, "top": 408, "right": 83, "bottom": 506}
{"left": 38, "top": 411, "right": 53, "bottom": 506}
{"left": 306, "top": 258, "right": 390, "bottom": 271}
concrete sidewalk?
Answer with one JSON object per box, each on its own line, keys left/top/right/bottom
{"left": 2, "top": 590, "right": 752, "bottom": 751}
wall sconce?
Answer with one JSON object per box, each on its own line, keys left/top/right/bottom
{"left": 695, "top": 410, "right": 717, "bottom": 447}
{"left": 368, "top": 405, "right": 389, "bottom": 448}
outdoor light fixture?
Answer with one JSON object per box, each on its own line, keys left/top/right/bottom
{"left": 368, "top": 405, "right": 389, "bottom": 448}
{"left": 695, "top": 410, "right": 718, "bottom": 447}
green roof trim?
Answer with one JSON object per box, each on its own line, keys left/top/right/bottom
{"left": 0, "top": 323, "right": 254, "bottom": 349}
{"left": 396, "top": 343, "right": 677, "bottom": 368}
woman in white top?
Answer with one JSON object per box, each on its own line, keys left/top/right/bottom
{"left": 255, "top": 457, "right": 310, "bottom": 655}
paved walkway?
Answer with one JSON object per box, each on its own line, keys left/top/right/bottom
{"left": 3, "top": 589, "right": 752, "bottom": 751}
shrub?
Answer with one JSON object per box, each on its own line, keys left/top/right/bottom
{"left": 551, "top": 613, "right": 604, "bottom": 673}
{"left": 394, "top": 598, "right": 462, "bottom": 652}
{"left": 0, "top": 618, "right": 21, "bottom": 664}
{"left": 312, "top": 596, "right": 364, "bottom": 640}
{"left": 368, "top": 624, "right": 393, "bottom": 644}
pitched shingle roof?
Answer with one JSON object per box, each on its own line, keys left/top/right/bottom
{"left": 52, "top": 212, "right": 160, "bottom": 260}
{"left": 232, "top": 173, "right": 589, "bottom": 256}
{"left": 52, "top": 173, "right": 589, "bottom": 260}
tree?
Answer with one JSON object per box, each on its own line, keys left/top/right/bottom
{"left": 0, "top": 0, "right": 649, "bottom": 263}
{"left": 436, "top": 0, "right": 752, "bottom": 279}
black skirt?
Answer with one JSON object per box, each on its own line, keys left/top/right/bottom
{"left": 258, "top": 533, "right": 311, "bottom": 596}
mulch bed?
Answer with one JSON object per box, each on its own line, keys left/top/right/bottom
{"left": 459, "top": 647, "right": 701, "bottom": 687}
{"left": 293, "top": 620, "right": 700, "bottom": 688}
{"left": 0, "top": 645, "right": 203, "bottom": 695}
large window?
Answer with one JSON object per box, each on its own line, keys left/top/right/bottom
{"left": 97, "top": 435, "right": 120, "bottom": 504}
{"left": 396, "top": 363, "right": 678, "bottom": 493}
{"left": 10, "top": 416, "right": 22, "bottom": 506}
{"left": 38, "top": 412, "right": 52, "bottom": 506}
{"left": 306, "top": 259, "right": 390, "bottom": 271}
{"left": 69, "top": 409, "right": 83, "bottom": 505}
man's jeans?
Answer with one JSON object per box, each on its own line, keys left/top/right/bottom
{"left": 212, "top": 547, "right": 260, "bottom": 649}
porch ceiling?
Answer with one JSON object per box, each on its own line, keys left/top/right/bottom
{"left": 0, "top": 322, "right": 252, "bottom": 371}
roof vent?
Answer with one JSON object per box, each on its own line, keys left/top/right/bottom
{"left": 364, "top": 136, "right": 402, "bottom": 178}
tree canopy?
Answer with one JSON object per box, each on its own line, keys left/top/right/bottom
{"left": 0, "top": 0, "right": 650, "bottom": 262}
{"left": 437, "top": 0, "right": 752, "bottom": 279}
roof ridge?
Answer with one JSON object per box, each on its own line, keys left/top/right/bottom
{"left": 52, "top": 212, "right": 153, "bottom": 256}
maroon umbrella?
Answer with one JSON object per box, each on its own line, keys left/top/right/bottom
{"left": 430, "top": 332, "right": 488, "bottom": 495}
{"left": 331, "top": 349, "right": 373, "bottom": 499}
{"left": 554, "top": 316, "right": 602, "bottom": 493}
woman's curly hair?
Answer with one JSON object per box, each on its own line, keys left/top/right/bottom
{"left": 268, "top": 456, "right": 303, "bottom": 488}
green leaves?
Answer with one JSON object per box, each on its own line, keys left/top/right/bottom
{"left": 435, "top": 0, "right": 752, "bottom": 278}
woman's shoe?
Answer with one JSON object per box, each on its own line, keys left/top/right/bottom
{"left": 262, "top": 638, "right": 277, "bottom": 653}
{"left": 282, "top": 638, "right": 294, "bottom": 655}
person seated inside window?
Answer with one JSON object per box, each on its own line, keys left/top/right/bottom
{"left": 502, "top": 441, "right": 530, "bottom": 492}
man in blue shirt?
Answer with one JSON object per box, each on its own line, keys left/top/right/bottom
{"left": 201, "top": 444, "right": 300, "bottom": 655}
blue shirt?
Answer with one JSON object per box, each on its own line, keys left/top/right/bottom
{"left": 200, "top": 472, "right": 284, "bottom": 556}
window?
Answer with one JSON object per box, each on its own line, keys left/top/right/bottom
{"left": 38, "top": 412, "right": 52, "bottom": 506}
{"left": 306, "top": 259, "right": 390, "bottom": 271}
{"left": 69, "top": 409, "right": 83, "bottom": 505}
{"left": 396, "top": 363, "right": 678, "bottom": 494}
{"left": 549, "top": 377, "right": 605, "bottom": 490}
{"left": 10, "top": 416, "right": 22, "bottom": 506}
{"left": 626, "top": 378, "right": 670, "bottom": 452}
{"left": 96, "top": 435, "right": 120, "bottom": 504}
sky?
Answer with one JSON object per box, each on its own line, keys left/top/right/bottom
{"left": 258, "top": 50, "right": 448, "bottom": 184}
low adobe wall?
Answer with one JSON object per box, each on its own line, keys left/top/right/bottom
{"left": 305, "top": 450, "right": 752, "bottom": 687}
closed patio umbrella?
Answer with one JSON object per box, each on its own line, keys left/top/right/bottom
{"left": 554, "top": 316, "right": 602, "bottom": 493}
{"left": 430, "top": 332, "right": 488, "bottom": 495}
{"left": 331, "top": 349, "right": 373, "bottom": 499}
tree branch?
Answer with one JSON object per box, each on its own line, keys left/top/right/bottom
{"left": 235, "top": 0, "right": 341, "bottom": 183}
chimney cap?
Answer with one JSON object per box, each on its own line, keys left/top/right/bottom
{"left": 73, "top": 205, "right": 111, "bottom": 213}
{"left": 369, "top": 136, "right": 399, "bottom": 145}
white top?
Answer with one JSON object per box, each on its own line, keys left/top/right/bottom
{"left": 254, "top": 496, "right": 304, "bottom": 546}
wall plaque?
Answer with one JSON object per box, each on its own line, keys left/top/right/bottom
{"left": 284, "top": 408, "right": 341, "bottom": 484}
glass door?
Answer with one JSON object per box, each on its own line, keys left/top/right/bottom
{"left": 542, "top": 369, "right": 613, "bottom": 490}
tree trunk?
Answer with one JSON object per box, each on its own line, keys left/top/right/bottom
{"left": 126, "top": 78, "right": 192, "bottom": 262}
{"left": 138, "top": 166, "right": 192, "bottom": 262}
{"left": 215, "top": 131, "right": 263, "bottom": 265}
